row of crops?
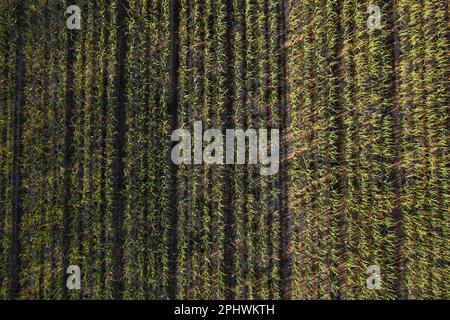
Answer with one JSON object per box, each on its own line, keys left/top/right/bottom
{"left": 0, "top": 0, "right": 448, "bottom": 299}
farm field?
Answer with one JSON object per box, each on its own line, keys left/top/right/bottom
{"left": 0, "top": 0, "right": 448, "bottom": 299}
